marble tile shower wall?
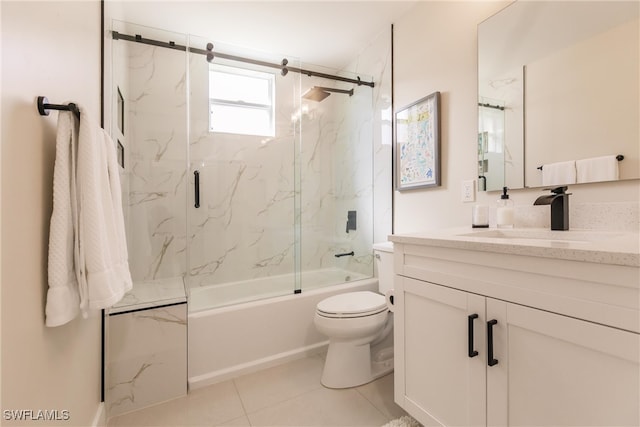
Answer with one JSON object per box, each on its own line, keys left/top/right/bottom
{"left": 120, "top": 33, "right": 392, "bottom": 289}
{"left": 126, "top": 43, "right": 188, "bottom": 282}
{"left": 187, "top": 52, "right": 299, "bottom": 287}
{"left": 298, "top": 83, "right": 374, "bottom": 277}
{"left": 327, "top": 85, "right": 374, "bottom": 275}
{"left": 188, "top": 54, "right": 376, "bottom": 287}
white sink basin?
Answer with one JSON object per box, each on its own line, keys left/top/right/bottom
{"left": 458, "top": 229, "right": 624, "bottom": 243}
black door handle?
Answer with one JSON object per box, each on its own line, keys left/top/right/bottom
{"left": 194, "top": 170, "right": 200, "bottom": 208}
{"left": 487, "top": 319, "right": 498, "bottom": 366}
{"left": 334, "top": 251, "right": 354, "bottom": 258}
{"left": 468, "top": 314, "right": 479, "bottom": 358}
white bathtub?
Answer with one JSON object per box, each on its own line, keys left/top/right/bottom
{"left": 189, "top": 268, "right": 369, "bottom": 312}
{"left": 187, "top": 272, "right": 377, "bottom": 390}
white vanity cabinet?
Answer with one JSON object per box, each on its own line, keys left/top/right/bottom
{"left": 398, "top": 277, "right": 486, "bottom": 427}
{"left": 485, "top": 297, "right": 639, "bottom": 427}
{"left": 392, "top": 233, "right": 640, "bottom": 427}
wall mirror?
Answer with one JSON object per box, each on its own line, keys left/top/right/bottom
{"left": 477, "top": 1, "right": 639, "bottom": 191}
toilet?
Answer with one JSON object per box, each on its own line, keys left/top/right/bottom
{"left": 314, "top": 242, "right": 394, "bottom": 388}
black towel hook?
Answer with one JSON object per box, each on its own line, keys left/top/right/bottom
{"left": 37, "top": 96, "right": 80, "bottom": 119}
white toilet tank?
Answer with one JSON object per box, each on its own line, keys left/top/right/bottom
{"left": 373, "top": 242, "right": 394, "bottom": 293}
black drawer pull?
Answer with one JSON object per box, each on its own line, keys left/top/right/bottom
{"left": 194, "top": 170, "right": 200, "bottom": 208}
{"left": 487, "top": 319, "right": 498, "bottom": 366}
{"left": 468, "top": 314, "right": 479, "bottom": 358}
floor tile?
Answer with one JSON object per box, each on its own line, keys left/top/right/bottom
{"left": 246, "top": 386, "right": 389, "bottom": 426}
{"left": 212, "top": 415, "right": 251, "bottom": 427}
{"left": 108, "top": 355, "right": 405, "bottom": 427}
{"left": 233, "top": 355, "right": 325, "bottom": 413}
{"left": 356, "top": 373, "right": 408, "bottom": 421}
{"left": 108, "top": 380, "right": 245, "bottom": 427}
{"left": 107, "top": 396, "right": 190, "bottom": 427}
{"left": 182, "top": 380, "right": 247, "bottom": 425}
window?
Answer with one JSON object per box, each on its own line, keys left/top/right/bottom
{"left": 209, "top": 64, "right": 275, "bottom": 137}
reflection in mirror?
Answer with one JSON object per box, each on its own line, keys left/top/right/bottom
{"left": 478, "top": 99, "right": 504, "bottom": 191}
{"left": 478, "top": 1, "right": 639, "bottom": 191}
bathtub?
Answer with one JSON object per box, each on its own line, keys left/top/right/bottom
{"left": 187, "top": 271, "right": 378, "bottom": 390}
{"left": 189, "top": 268, "right": 369, "bottom": 312}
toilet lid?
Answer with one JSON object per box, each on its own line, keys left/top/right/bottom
{"left": 317, "top": 291, "right": 387, "bottom": 318}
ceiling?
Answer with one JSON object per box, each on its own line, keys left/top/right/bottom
{"left": 114, "top": 1, "right": 417, "bottom": 70}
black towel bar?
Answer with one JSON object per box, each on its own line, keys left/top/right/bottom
{"left": 37, "top": 96, "right": 80, "bottom": 119}
{"left": 537, "top": 155, "right": 623, "bottom": 170}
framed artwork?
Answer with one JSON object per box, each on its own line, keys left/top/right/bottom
{"left": 395, "top": 91, "right": 441, "bottom": 191}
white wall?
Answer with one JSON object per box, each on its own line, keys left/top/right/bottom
{"left": 1, "top": 2, "right": 103, "bottom": 426}
{"left": 393, "top": 1, "right": 640, "bottom": 234}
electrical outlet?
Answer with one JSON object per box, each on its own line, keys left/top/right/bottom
{"left": 461, "top": 179, "right": 476, "bottom": 202}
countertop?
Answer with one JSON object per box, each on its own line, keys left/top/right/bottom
{"left": 389, "top": 227, "right": 640, "bottom": 267}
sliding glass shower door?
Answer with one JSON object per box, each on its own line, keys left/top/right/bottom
{"left": 187, "top": 35, "right": 302, "bottom": 309}
{"left": 113, "top": 22, "right": 376, "bottom": 311}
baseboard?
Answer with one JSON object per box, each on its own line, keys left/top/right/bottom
{"left": 188, "top": 341, "right": 328, "bottom": 390}
{"left": 92, "top": 402, "right": 105, "bottom": 427}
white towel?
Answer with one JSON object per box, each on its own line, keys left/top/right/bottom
{"left": 576, "top": 155, "right": 619, "bottom": 183}
{"left": 542, "top": 160, "right": 576, "bottom": 186}
{"left": 46, "top": 107, "right": 132, "bottom": 326}
{"left": 76, "top": 108, "right": 132, "bottom": 314}
{"left": 46, "top": 110, "right": 81, "bottom": 327}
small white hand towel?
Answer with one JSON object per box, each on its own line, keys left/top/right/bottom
{"left": 46, "top": 110, "right": 81, "bottom": 327}
{"left": 576, "top": 155, "right": 619, "bottom": 183}
{"left": 542, "top": 160, "right": 576, "bottom": 186}
{"left": 76, "top": 107, "right": 133, "bottom": 315}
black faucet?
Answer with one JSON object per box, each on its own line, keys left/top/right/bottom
{"left": 533, "top": 186, "right": 572, "bottom": 230}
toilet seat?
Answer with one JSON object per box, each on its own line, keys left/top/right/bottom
{"left": 316, "top": 291, "right": 387, "bottom": 318}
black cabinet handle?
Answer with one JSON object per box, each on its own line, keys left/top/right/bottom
{"left": 487, "top": 319, "right": 498, "bottom": 366}
{"left": 194, "top": 170, "right": 200, "bottom": 208}
{"left": 468, "top": 314, "right": 479, "bottom": 358}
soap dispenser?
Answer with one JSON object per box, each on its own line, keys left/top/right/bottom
{"left": 496, "top": 186, "right": 514, "bottom": 229}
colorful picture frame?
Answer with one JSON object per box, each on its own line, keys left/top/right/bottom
{"left": 395, "top": 92, "right": 441, "bottom": 191}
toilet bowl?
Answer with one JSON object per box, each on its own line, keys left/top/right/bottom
{"left": 314, "top": 242, "right": 394, "bottom": 388}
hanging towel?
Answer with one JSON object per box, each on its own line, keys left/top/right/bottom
{"left": 76, "top": 107, "right": 132, "bottom": 315}
{"left": 46, "top": 110, "right": 81, "bottom": 327}
{"left": 576, "top": 155, "right": 619, "bottom": 183}
{"left": 542, "top": 160, "right": 576, "bottom": 186}
{"left": 46, "top": 107, "right": 132, "bottom": 326}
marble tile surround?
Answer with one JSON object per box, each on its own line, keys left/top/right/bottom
{"left": 107, "top": 302, "right": 187, "bottom": 418}
{"left": 116, "top": 40, "right": 188, "bottom": 283}
{"left": 115, "top": 28, "right": 393, "bottom": 292}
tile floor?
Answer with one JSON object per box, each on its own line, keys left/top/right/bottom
{"left": 108, "top": 354, "right": 409, "bottom": 427}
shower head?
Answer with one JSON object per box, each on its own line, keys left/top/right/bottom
{"left": 302, "top": 87, "right": 331, "bottom": 102}
{"left": 302, "top": 86, "right": 354, "bottom": 102}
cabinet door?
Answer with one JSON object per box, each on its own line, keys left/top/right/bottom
{"left": 487, "top": 299, "right": 640, "bottom": 427}
{"left": 397, "top": 277, "right": 486, "bottom": 427}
